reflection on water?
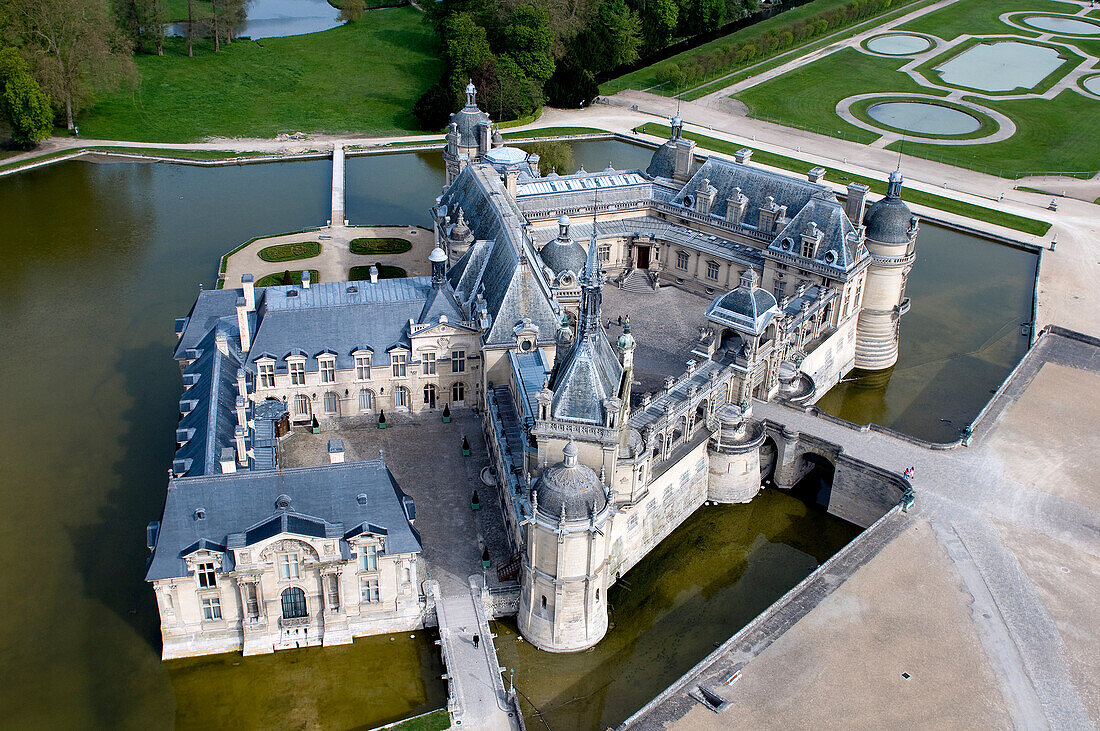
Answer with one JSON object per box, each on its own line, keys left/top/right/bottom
{"left": 170, "top": 0, "right": 345, "bottom": 39}
{"left": 817, "top": 223, "right": 1036, "bottom": 442}
{"left": 494, "top": 488, "right": 861, "bottom": 730}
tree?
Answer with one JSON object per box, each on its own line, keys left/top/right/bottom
{"left": 500, "top": 5, "right": 554, "bottom": 82}
{"left": 9, "top": 0, "right": 135, "bottom": 130}
{"left": 523, "top": 140, "right": 573, "bottom": 175}
{"left": 0, "top": 47, "right": 52, "bottom": 147}
{"left": 413, "top": 78, "right": 460, "bottom": 129}
{"left": 140, "top": 0, "right": 168, "bottom": 56}
{"left": 338, "top": 0, "right": 367, "bottom": 22}
{"left": 472, "top": 54, "right": 541, "bottom": 122}
{"left": 544, "top": 59, "right": 598, "bottom": 108}
{"left": 641, "top": 0, "right": 678, "bottom": 47}
{"left": 444, "top": 12, "right": 493, "bottom": 91}
{"left": 581, "top": 0, "right": 641, "bottom": 73}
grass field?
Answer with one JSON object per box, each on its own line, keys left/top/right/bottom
{"left": 734, "top": 47, "right": 947, "bottom": 144}
{"left": 78, "top": 7, "right": 440, "bottom": 142}
{"left": 258, "top": 241, "right": 322, "bottom": 261}
{"left": 638, "top": 123, "right": 1051, "bottom": 235}
{"left": 885, "top": 89, "right": 1100, "bottom": 176}
{"left": 898, "top": 0, "right": 1078, "bottom": 39}
{"left": 599, "top": 0, "right": 923, "bottom": 96}
{"left": 350, "top": 264, "right": 407, "bottom": 279}
{"left": 257, "top": 269, "right": 320, "bottom": 286}
{"left": 383, "top": 709, "right": 449, "bottom": 731}
{"left": 350, "top": 237, "right": 412, "bottom": 254}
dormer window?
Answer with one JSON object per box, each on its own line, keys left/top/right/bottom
{"left": 258, "top": 360, "right": 276, "bottom": 388}
{"left": 801, "top": 238, "right": 816, "bottom": 259}
{"left": 289, "top": 358, "right": 306, "bottom": 386}
{"left": 355, "top": 354, "right": 371, "bottom": 380}
{"left": 319, "top": 356, "right": 336, "bottom": 384}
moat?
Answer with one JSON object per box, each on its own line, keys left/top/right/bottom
{"left": 0, "top": 139, "right": 1035, "bottom": 726}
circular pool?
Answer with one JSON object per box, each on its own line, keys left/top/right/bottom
{"left": 1083, "top": 75, "right": 1100, "bottom": 95}
{"left": 866, "top": 33, "right": 933, "bottom": 55}
{"left": 1021, "top": 14, "right": 1100, "bottom": 35}
{"left": 867, "top": 101, "right": 982, "bottom": 135}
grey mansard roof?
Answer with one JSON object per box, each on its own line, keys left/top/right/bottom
{"left": 247, "top": 278, "right": 466, "bottom": 371}
{"left": 441, "top": 164, "right": 559, "bottom": 346}
{"left": 672, "top": 158, "right": 835, "bottom": 230}
{"left": 768, "top": 195, "right": 867, "bottom": 274}
{"left": 174, "top": 325, "right": 244, "bottom": 477}
{"left": 146, "top": 460, "right": 421, "bottom": 582}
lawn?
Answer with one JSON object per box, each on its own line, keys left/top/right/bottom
{"left": 350, "top": 264, "right": 407, "bottom": 279}
{"left": 349, "top": 237, "right": 412, "bottom": 254}
{"left": 384, "top": 709, "right": 449, "bottom": 731}
{"left": 502, "top": 126, "right": 608, "bottom": 139}
{"left": 899, "top": 0, "right": 1078, "bottom": 40}
{"left": 734, "top": 47, "right": 947, "bottom": 144}
{"left": 600, "top": 0, "right": 924, "bottom": 97}
{"left": 637, "top": 122, "right": 1050, "bottom": 235}
{"left": 885, "top": 89, "right": 1100, "bottom": 176}
{"left": 78, "top": 7, "right": 441, "bottom": 142}
{"left": 256, "top": 269, "right": 320, "bottom": 286}
{"left": 258, "top": 241, "right": 322, "bottom": 261}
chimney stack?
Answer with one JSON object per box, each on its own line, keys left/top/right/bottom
{"left": 328, "top": 439, "right": 346, "bottom": 464}
{"left": 369, "top": 265, "right": 379, "bottom": 285}
{"left": 301, "top": 270, "right": 311, "bottom": 289}
{"left": 236, "top": 297, "right": 251, "bottom": 352}
{"left": 215, "top": 330, "right": 229, "bottom": 356}
{"left": 241, "top": 273, "right": 255, "bottom": 311}
{"left": 236, "top": 368, "right": 247, "bottom": 398}
{"left": 234, "top": 425, "right": 248, "bottom": 464}
{"left": 807, "top": 166, "right": 826, "bottom": 183}
{"left": 505, "top": 169, "right": 518, "bottom": 198}
{"left": 845, "top": 182, "right": 870, "bottom": 227}
{"left": 219, "top": 447, "right": 237, "bottom": 474}
{"left": 235, "top": 396, "right": 248, "bottom": 427}
{"left": 735, "top": 148, "right": 753, "bottom": 165}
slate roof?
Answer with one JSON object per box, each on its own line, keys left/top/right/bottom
{"left": 173, "top": 326, "right": 244, "bottom": 477}
{"left": 533, "top": 441, "right": 607, "bottom": 521}
{"left": 451, "top": 95, "right": 491, "bottom": 148}
{"left": 865, "top": 194, "right": 914, "bottom": 244}
{"left": 147, "top": 460, "right": 421, "bottom": 581}
{"left": 247, "top": 278, "right": 465, "bottom": 371}
{"left": 768, "top": 195, "right": 867, "bottom": 274}
{"left": 539, "top": 236, "right": 589, "bottom": 276}
{"left": 706, "top": 284, "right": 779, "bottom": 336}
{"left": 672, "top": 158, "right": 835, "bottom": 231}
{"left": 440, "top": 164, "right": 559, "bottom": 346}
{"left": 175, "top": 288, "right": 240, "bottom": 359}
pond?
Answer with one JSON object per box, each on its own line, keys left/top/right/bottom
{"left": 0, "top": 138, "right": 1036, "bottom": 724}
{"left": 171, "top": 0, "right": 344, "bottom": 40}
{"left": 1083, "top": 75, "right": 1100, "bottom": 95}
{"left": 936, "top": 41, "right": 1064, "bottom": 92}
{"left": 867, "top": 100, "right": 982, "bottom": 135}
{"left": 1021, "top": 14, "right": 1100, "bottom": 35}
{"left": 866, "top": 33, "right": 933, "bottom": 55}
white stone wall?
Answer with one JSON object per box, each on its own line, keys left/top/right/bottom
{"left": 154, "top": 533, "right": 422, "bottom": 660}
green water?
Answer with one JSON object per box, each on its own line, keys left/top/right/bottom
{"left": 494, "top": 488, "right": 861, "bottom": 730}
{"left": 0, "top": 140, "right": 1035, "bottom": 727}
{"left": 816, "top": 224, "right": 1037, "bottom": 442}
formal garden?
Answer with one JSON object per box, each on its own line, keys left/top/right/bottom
{"left": 731, "top": 0, "right": 1100, "bottom": 176}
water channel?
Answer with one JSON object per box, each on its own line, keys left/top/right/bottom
{"left": 0, "top": 138, "right": 1034, "bottom": 726}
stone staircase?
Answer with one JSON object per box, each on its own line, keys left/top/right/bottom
{"left": 622, "top": 269, "right": 656, "bottom": 293}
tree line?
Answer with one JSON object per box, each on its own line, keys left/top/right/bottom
{"left": 413, "top": 0, "right": 759, "bottom": 129}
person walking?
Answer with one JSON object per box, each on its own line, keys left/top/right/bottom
{"left": 473, "top": 634, "right": 480, "bottom": 649}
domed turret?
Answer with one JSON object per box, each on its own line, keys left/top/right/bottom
{"left": 447, "top": 208, "right": 474, "bottom": 265}
{"left": 705, "top": 268, "right": 779, "bottom": 337}
{"left": 533, "top": 440, "right": 608, "bottom": 521}
{"left": 539, "top": 214, "right": 588, "bottom": 276}
{"left": 519, "top": 440, "right": 612, "bottom": 652}
{"left": 855, "top": 169, "right": 919, "bottom": 370}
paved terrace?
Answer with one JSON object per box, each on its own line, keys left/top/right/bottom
{"left": 623, "top": 327, "right": 1100, "bottom": 729}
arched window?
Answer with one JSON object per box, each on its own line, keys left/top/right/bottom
{"left": 323, "top": 391, "right": 338, "bottom": 414}
{"left": 423, "top": 383, "right": 437, "bottom": 407}
{"left": 395, "top": 386, "right": 409, "bottom": 409}
{"left": 280, "top": 587, "right": 307, "bottom": 619}
{"left": 452, "top": 382, "right": 465, "bottom": 402}
{"left": 676, "top": 250, "right": 689, "bottom": 270}
{"left": 358, "top": 388, "right": 374, "bottom": 412}
{"left": 293, "top": 394, "right": 310, "bottom": 417}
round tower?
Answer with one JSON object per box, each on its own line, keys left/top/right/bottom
{"left": 854, "top": 170, "right": 918, "bottom": 370}
{"left": 518, "top": 441, "right": 612, "bottom": 652}
{"left": 707, "top": 404, "right": 765, "bottom": 503}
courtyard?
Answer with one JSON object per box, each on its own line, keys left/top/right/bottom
{"left": 279, "top": 410, "right": 513, "bottom": 596}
